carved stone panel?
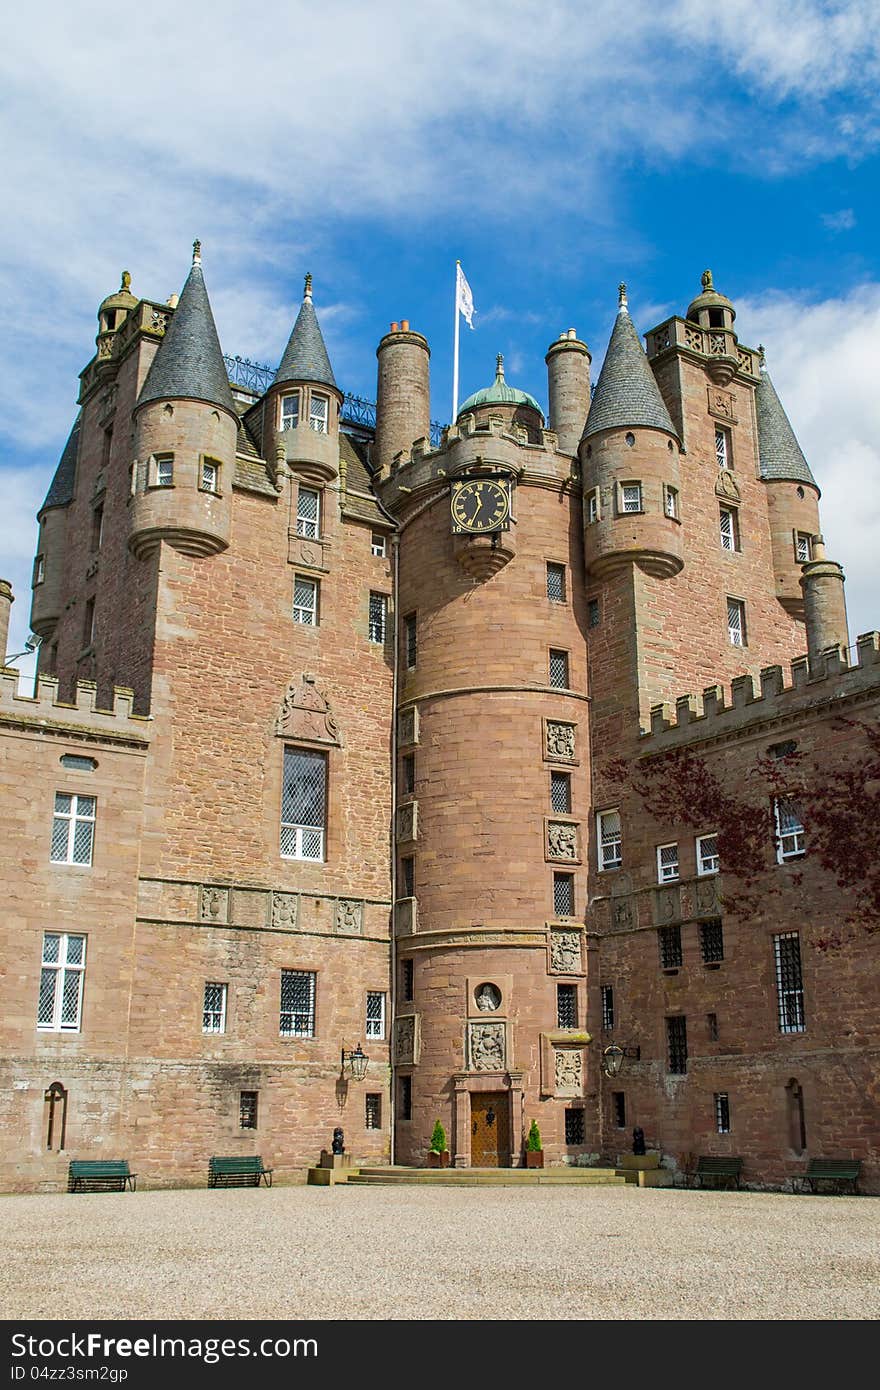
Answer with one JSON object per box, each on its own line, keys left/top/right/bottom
{"left": 715, "top": 469, "right": 741, "bottom": 502}
{"left": 287, "top": 534, "right": 329, "bottom": 573}
{"left": 274, "top": 672, "right": 341, "bottom": 745}
{"left": 393, "top": 1015, "right": 419, "bottom": 1066}
{"left": 398, "top": 705, "right": 419, "bottom": 747}
{"left": 271, "top": 892, "right": 299, "bottom": 931}
{"left": 468, "top": 1021, "right": 506, "bottom": 1072}
{"left": 653, "top": 886, "right": 681, "bottom": 926}
{"left": 394, "top": 897, "right": 417, "bottom": 937}
{"left": 199, "top": 886, "right": 229, "bottom": 925}
{"left": 554, "top": 1048, "right": 583, "bottom": 1096}
{"left": 396, "top": 801, "right": 418, "bottom": 843}
{"left": 610, "top": 897, "right": 634, "bottom": 931}
{"left": 334, "top": 899, "right": 363, "bottom": 934}
{"left": 546, "top": 820, "right": 580, "bottom": 863}
{"left": 544, "top": 720, "right": 576, "bottom": 763}
{"left": 694, "top": 875, "right": 721, "bottom": 917}
{"left": 549, "top": 930, "right": 582, "bottom": 975}
{"left": 707, "top": 386, "right": 737, "bottom": 424}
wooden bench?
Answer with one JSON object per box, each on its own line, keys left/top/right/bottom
{"left": 208, "top": 1155, "right": 273, "bottom": 1188}
{"left": 794, "top": 1158, "right": 861, "bottom": 1195}
{"left": 68, "top": 1160, "right": 136, "bottom": 1193}
{"left": 688, "top": 1156, "right": 743, "bottom": 1190}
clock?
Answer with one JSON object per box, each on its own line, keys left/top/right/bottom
{"left": 450, "top": 477, "right": 511, "bottom": 534}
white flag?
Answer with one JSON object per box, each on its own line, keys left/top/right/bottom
{"left": 456, "top": 263, "right": 475, "bottom": 329}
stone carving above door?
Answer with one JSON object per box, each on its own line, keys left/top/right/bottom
{"left": 274, "top": 672, "right": 341, "bottom": 745}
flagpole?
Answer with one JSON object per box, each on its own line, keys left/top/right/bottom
{"left": 452, "top": 260, "right": 461, "bottom": 422}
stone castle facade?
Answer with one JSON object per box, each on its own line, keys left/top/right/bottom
{"left": 1, "top": 247, "right": 877, "bottom": 1191}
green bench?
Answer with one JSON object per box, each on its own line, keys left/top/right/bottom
{"left": 208, "top": 1155, "right": 273, "bottom": 1188}
{"left": 688, "top": 1156, "right": 743, "bottom": 1190}
{"left": 794, "top": 1158, "right": 861, "bottom": 1195}
{"left": 68, "top": 1160, "right": 136, "bottom": 1193}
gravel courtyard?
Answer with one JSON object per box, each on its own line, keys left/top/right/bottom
{"left": 2, "top": 1184, "right": 877, "bottom": 1321}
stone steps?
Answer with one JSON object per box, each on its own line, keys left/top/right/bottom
{"left": 344, "top": 1166, "right": 635, "bottom": 1187}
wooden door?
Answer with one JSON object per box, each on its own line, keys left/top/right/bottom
{"left": 471, "top": 1092, "right": 510, "bottom": 1167}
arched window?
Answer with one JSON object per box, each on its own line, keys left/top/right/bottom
{"left": 44, "top": 1081, "right": 68, "bottom": 1151}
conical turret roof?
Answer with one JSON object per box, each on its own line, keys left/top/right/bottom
{"left": 584, "top": 285, "right": 677, "bottom": 440}
{"left": 137, "top": 243, "right": 236, "bottom": 416}
{"left": 755, "top": 361, "right": 818, "bottom": 489}
{"left": 274, "top": 275, "right": 337, "bottom": 391}
{"left": 40, "top": 415, "right": 81, "bottom": 512}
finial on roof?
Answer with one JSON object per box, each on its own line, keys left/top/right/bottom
{"left": 496, "top": 353, "right": 505, "bottom": 379}
{"left": 618, "top": 282, "right": 628, "bottom": 311}
{"left": 304, "top": 273, "right": 313, "bottom": 302}
{"left": 701, "top": 268, "right": 713, "bottom": 291}
{"left": 758, "top": 343, "right": 766, "bottom": 367}
{"left": 192, "top": 239, "right": 202, "bottom": 266}
{"left": 121, "top": 271, "right": 131, "bottom": 292}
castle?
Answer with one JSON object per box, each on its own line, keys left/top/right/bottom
{"left": 1, "top": 245, "right": 877, "bottom": 1192}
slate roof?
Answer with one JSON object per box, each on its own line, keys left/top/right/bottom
{"left": 584, "top": 304, "right": 677, "bottom": 440}
{"left": 755, "top": 367, "right": 818, "bottom": 489}
{"left": 459, "top": 356, "right": 544, "bottom": 419}
{"left": 340, "top": 432, "right": 388, "bottom": 527}
{"left": 274, "top": 295, "right": 337, "bottom": 390}
{"left": 137, "top": 261, "right": 236, "bottom": 416}
{"left": 41, "top": 415, "right": 81, "bottom": 511}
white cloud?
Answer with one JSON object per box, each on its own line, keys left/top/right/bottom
{"left": 821, "top": 208, "right": 856, "bottom": 232}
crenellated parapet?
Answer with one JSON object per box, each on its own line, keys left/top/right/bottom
{"left": 641, "top": 633, "right": 880, "bottom": 749}
{"left": 0, "top": 671, "right": 152, "bottom": 746}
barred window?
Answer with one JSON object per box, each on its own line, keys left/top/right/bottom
{"left": 296, "top": 486, "right": 321, "bottom": 539}
{"left": 795, "top": 532, "right": 812, "bottom": 563}
{"left": 597, "top": 809, "right": 622, "bottom": 870}
{"left": 658, "top": 925, "right": 682, "bottom": 970}
{"left": 587, "top": 598, "right": 600, "bottom": 629}
{"left": 656, "top": 843, "right": 679, "bottom": 882}
{"left": 715, "top": 427, "right": 730, "bottom": 470}
{"left": 553, "top": 872, "right": 575, "bottom": 918}
{"left": 365, "top": 1093, "right": 382, "bottom": 1129}
{"left": 773, "top": 932, "right": 805, "bottom": 1033}
{"left": 613, "top": 1092, "right": 626, "bottom": 1128}
{"left": 203, "top": 982, "right": 227, "bottom": 1033}
{"left": 774, "top": 797, "right": 805, "bottom": 861}
{"left": 200, "top": 459, "right": 219, "bottom": 493}
{"left": 549, "top": 648, "right": 569, "bottom": 688}
{"left": 404, "top": 614, "right": 417, "bottom": 668}
{"left": 546, "top": 562, "right": 566, "bottom": 603}
{"left": 666, "top": 1015, "right": 688, "bottom": 1074}
{"left": 564, "top": 1109, "right": 585, "bottom": 1145}
{"left": 280, "top": 748, "right": 326, "bottom": 861}
{"left": 621, "top": 482, "right": 642, "bottom": 513}
{"left": 727, "top": 597, "right": 746, "bottom": 646}
{"left": 550, "top": 770, "right": 571, "bottom": 814}
{"left": 601, "top": 984, "right": 614, "bottom": 1031}
{"left": 556, "top": 984, "right": 578, "bottom": 1029}
{"left": 401, "top": 958, "right": 414, "bottom": 1002}
{"left": 700, "top": 919, "right": 724, "bottom": 963}
{"left": 714, "top": 1092, "right": 730, "bottom": 1134}
{"left": 280, "top": 392, "right": 299, "bottom": 431}
{"left": 696, "top": 833, "right": 719, "bottom": 876}
{"left": 719, "top": 506, "right": 738, "bottom": 552}
{"left": 309, "top": 393, "right": 329, "bottom": 433}
{"left": 366, "top": 991, "right": 386, "bottom": 1041}
{"left": 240, "top": 1091, "right": 258, "bottom": 1129}
{"left": 368, "top": 592, "right": 388, "bottom": 644}
{"left": 293, "top": 575, "right": 318, "bottom": 626}
{"left": 37, "top": 933, "right": 86, "bottom": 1032}
{"left": 50, "top": 793, "right": 96, "bottom": 866}
{"left": 279, "top": 969, "right": 316, "bottom": 1037}
{"left": 399, "top": 1075, "right": 412, "bottom": 1121}
{"left": 371, "top": 532, "right": 386, "bottom": 558}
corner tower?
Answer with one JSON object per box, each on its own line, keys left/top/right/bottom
{"left": 755, "top": 352, "right": 822, "bottom": 617}
{"left": 267, "top": 274, "right": 344, "bottom": 490}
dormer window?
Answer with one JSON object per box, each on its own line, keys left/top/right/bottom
{"left": 280, "top": 393, "right": 300, "bottom": 431}
{"left": 309, "top": 394, "right": 329, "bottom": 434}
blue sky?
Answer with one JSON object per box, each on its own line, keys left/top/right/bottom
{"left": 2, "top": 0, "right": 879, "bottom": 669}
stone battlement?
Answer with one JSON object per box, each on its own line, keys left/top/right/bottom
{"left": 641, "top": 632, "right": 880, "bottom": 748}
{"left": 0, "top": 670, "right": 151, "bottom": 742}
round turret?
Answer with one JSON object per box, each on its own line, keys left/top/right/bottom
{"left": 269, "top": 275, "right": 343, "bottom": 484}
{"left": 545, "top": 330, "right": 591, "bottom": 455}
{"left": 800, "top": 537, "right": 849, "bottom": 667}
{"left": 686, "top": 268, "right": 736, "bottom": 330}
{"left": 96, "top": 271, "right": 138, "bottom": 351}
{"left": 31, "top": 417, "right": 80, "bottom": 639}
{"left": 375, "top": 320, "right": 431, "bottom": 475}
{"left": 458, "top": 355, "right": 543, "bottom": 442}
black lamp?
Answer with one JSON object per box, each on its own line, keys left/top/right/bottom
{"left": 341, "top": 1042, "right": 369, "bottom": 1081}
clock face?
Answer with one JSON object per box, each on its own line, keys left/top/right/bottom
{"left": 450, "top": 478, "right": 511, "bottom": 534}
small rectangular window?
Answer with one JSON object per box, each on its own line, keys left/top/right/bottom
{"left": 727, "top": 597, "right": 746, "bottom": 646}
{"left": 719, "top": 506, "right": 739, "bottom": 552}
{"left": 587, "top": 597, "right": 600, "bottom": 629}
{"left": 309, "top": 394, "right": 329, "bottom": 433}
{"left": 658, "top": 925, "right": 682, "bottom": 970}
{"left": 550, "top": 770, "right": 571, "bottom": 814}
{"left": 280, "top": 392, "right": 300, "bottom": 431}
{"left": 399, "top": 1075, "right": 412, "bottom": 1121}
{"left": 565, "top": 1108, "right": 585, "bottom": 1145}
{"left": 774, "top": 797, "right": 805, "bottom": 861}
{"left": 714, "top": 1092, "right": 730, "bottom": 1134}
{"left": 366, "top": 991, "right": 386, "bottom": 1041}
{"left": 371, "top": 532, "right": 387, "bottom": 558}
{"left": 587, "top": 488, "right": 600, "bottom": 524}
{"left": 402, "top": 754, "right": 416, "bottom": 796}
{"left": 37, "top": 933, "right": 86, "bottom": 1032}
{"left": 203, "top": 982, "right": 228, "bottom": 1033}
{"left": 707, "top": 1011, "right": 719, "bottom": 1041}
{"left": 401, "top": 958, "right": 414, "bottom": 1002}
{"left": 613, "top": 1092, "right": 626, "bottom": 1128}
{"left": 369, "top": 592, "right": 388, "bottom": 644}
{"left": 155, "top": 454, "right": 174, "bottom": 487}
{"left": 715, "top": 427, "right": 731, "bottom": 470}
{"left": 279, "top": 969, "right": 316, "bottom": 1037}
{"left": 773, "top": 932, "right": 805, "bottom": 1033}
{"left": 597, "top": 809, "right": 622, "bottom": 870}
{"left": 656, "top": 843, "right": 679, "bottom": 883}
{"left": 621, "top": 482, "right": 642, "bottom": 513}
{"left": 697, "top": 833, "right": 719, "bottom": 876}
{"left": 549, "top": 648, "right": 569, "bottom": 688}
{"left": 556, "top": 984, "right": 578, "bottom": 1028}
{"left": 666, "top": 1015, "right": 688, "bottom": 1074}
{"left": 365, "top": 1093, "right": 382, "bottom": 1129}
{"left": 293, "top": 576, "right": 319, "bottom": 626}
{"left": 795, "top": 532, "right": 813, "bottom": 563}
{"left": 401, "top": 856, "right": 415, "bottom": 898}
{"left": 553, "top": 872, "right": 575, "bottom": 918}
{"left": 280, "top": 747, "right": 326, "bottom": 861}
{"left": 240, "top": 1091, "right": 258, "bottom": 1129}
{"left": 200, "top": 460, "right": 219, "bottom": 493}
{"left": 601, "top": 984, "right": 614, "bottom": 1031}
{"left": 83, "top": 598, "right": 96, "bottom": 649}
{"left": 664, "top": 485, "right": 679, "bottom": 519}
{"left": 33, "top": 555, "right": 45, "bottom": 586}
{"left": 91, "top": 505, "right": 104, "bottom": 552}
{"left": 700, "top": 920, "right": 724, "bottom": 964}
{"left": 51, "top": 793, "right": 96, "bottom": 866}
{"left": 296, "top": 486, "right": 321, "bottom": 539}
{"left": 404, "top": 614, "right": 417, "bottom": 669}
{"left": 546, "top": 562, "right": 566, "bottom": 602}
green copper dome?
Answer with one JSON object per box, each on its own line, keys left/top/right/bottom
{"left": 458, "top": 354, "right": 544, "bottom": 420}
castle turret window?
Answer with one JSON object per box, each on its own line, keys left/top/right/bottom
{"left": 549, "top": 649, "right": 569, "bottom": 688}
{"left": 597, "top": 809, "right": 622, "bottom": 870}
{"left": 293, "top": 576, "right": 319, "bottom": 626}
{"left": 795, "top": 532, "right": 813, "bottom": 563}
{"left": 546, "top": 562, "right": 566, "bottom": 602}
{"left": 586, "top": 488, "right": 600, "bottom": 524}
{"left": 727, "top": 597, "right": 746, "bottom": 646}
{"left": 404, "top": 614, "right": 417, "bottom": 669}
{"left": 550, "top": 770, "right": 571, "bottom": 814}
{"left": 553, "top": 872, "right": 575, "bottom": 917}
{"left": 154, "top": 454, "right": 174, "bottom": 487}
{"left": 296, "top": 487, "right": 321, "bottom": 539}
{"left": 200, "top": 460, "right": 219, "bottom": 494}
{"left": 33, "top": 555, "right": 45, "bottom": 586}
{"left": 620, "top": 482, "right": 642, "bottom": 514}
{"left": 90, "top": 505, "right": 104, "bottom": 551}
{"left": 280, "top": 392, "right": 300, "bottom": 431}
{"left": 664, "top": 486, "right": 679, "bottom": 519}
{"left": 309, "top": 393, "right": 329, "bottom": 433}
{"left": 37, "top": 933, "right": 86, "bottom": 1033}
{"left": 280, "top": 747, "right": 326, "bottom": 861}
{"left": 51, "top": 793, "right": 96, "bottom": 866}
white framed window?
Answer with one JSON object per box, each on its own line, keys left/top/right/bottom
{"left": 727, "top": 597, "right": 746, "bottom": 646}
{"left": 309, "top": 393, "right": 329, "bottom": 433}
{"left": 774, "top": 797, "right": 805, "bottom": 861}
{"left": 203, "top": 982, "right": 228, "bottom": 1033}
{"left": 369, "top": 592, "right": 388, "bottom": 644}
{"left": 719, "top": 506, "right": 739, "bottom": 552}
{"left": 50, "top": 793, "right": 96, "bottom": 866}
{"left": 656, "top": 843, "right": 679, "bottom": 883}
{"left": 715, "top": 427, "right": 731, "bottom": 470}
{"left": 546, "top": 562, "right": 566, "bottom": 603}
{"left": 200, "top": 459, "right": 219, "bottom": 493}
{"left": 664, "top": 486, "right": 679, "bottom": 519}
{"left": 795, "top": 532, "right": 813, "bottom": 563}
{"left": 587, "top": 488, "right": 600, "bottom": 524}
{"left": 296, "top": 486, "right": 321, "bottom": 539}
{"left": 37, "top": 933, "right": 86, "bottom": 1032}
{"left": 773, "top": 931, "right": 805, "bottom": 1033}
{"left": 371, "top": 532, "right": 387, "bottom": 558}
{"left": 280, "top": 969, "right": 316, "bottom": 1037}
{"left": 155, "top": 454, "right": 174, "bottom": 487}
{"left": 293, "top": 576, "right": 318, "bottom": 626}
{"left": 366, "top": 991, "right": 386, "bottom": 1040}
{"left": 597, "top": 808, "right": 622, "bottom": 870}
{"left": 280, "top": 392, "right": 300, "bottom": 431}
{"left": 696, "top": 832, "right": 719, "bottom": 876}
{"left": 34, "top": 555, "right": 45, "bottom": 586}
{"left": 281, "top": 747, "right": 327, "bottom": 861}
{"left": 620, "top": 482, "right": 642, "bottom": 514}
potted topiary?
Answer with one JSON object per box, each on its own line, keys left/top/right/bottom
{"left": 525, "top": 1119, "right": 544, "bottom": 1168}
{"left": 427, "top": 1119, "right": 450, "bottom": 1167}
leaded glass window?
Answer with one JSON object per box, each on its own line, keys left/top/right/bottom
{"left": 549, "top": 649, "right": 569, "bottom": 688}
{"left": 556, "top": 984, "right": 578, "bottom": 1028}
{"left": 366, "top": 991, "right": 386, "bottom": 1040}
{"left": 309, "top": 394, "right": 329, "bottom": 433}
{"left": 37, "top": 933, "right": 86, "bottom": 1032}
{"left": 720, "top": 506, "right": 737, "bottom": 551}
{"left": 598, "top": 809, "right": 622, "bottom": 870}
{"left": 296, "top": 487, "right": 320, "bottom": 539}
{"left": 293, "top": 576, "right": 318, "bottom": 625}
{"left": 666, "top": 1015, "right": 688, "bottom": 1073}
{"left": 280, "top": 969, "right": 316, "bottom": 1037}
{"left": 50, "top": 793, "right": 96, "bottom": 866}
{"left": 550, "top": 770, "right": 571, "bottom": 814}
{"left": 200, "top": 460, "right": 219, "bottom": 493}
{"left": 280, "top": 393, "right": 299, "bottom": 430}
{"left": 727, "top": 597, "right": 746, "bottom": 645}
{"left": 280, "top": 748, "right": 326, "bottom": 861}
{"left": 546, "top": 563, "right": 566, "bottom": 603}
{"left": 697, "top": 833, "right": 719, "bottom": 876}
{"left": 369, "top": 592, "right": 388, "bottom": 644}
{"left": 657, "top": 843, "right": 679, "bottom": 882}
{"left": 700, "top": 919, "right": 724, "bottom": 963}
{"left": 774, "top": 797, "right": 805, "bottom": 861}
{"left": 715, "top": 427, "right": 730, "bottom": 469}
{"left": 553, "top": 872, "right": 574, "bottom": 917}
{"left": 621, "top": 483, "right": 642, "bottom": 513}
{"left": 565, "top": 1109, "right": 585, "bottom": 1145}
{"left": 714, "top": 1092, "right": 730, "bottom": 1134}
{"left": 203, "top": 982, "right": 227, "bottom": 1033}
{"left": 365, "top": 1094, "right": 382, "bottom": 1129}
